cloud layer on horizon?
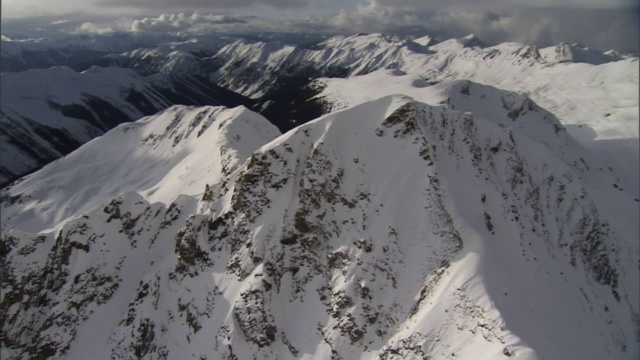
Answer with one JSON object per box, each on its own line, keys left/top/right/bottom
{"left": 370, "top": 0, "right": 638, "bottom": 10}
{"left": 325, "top": 4, "right": 639, "bottom": 53}
{"left": 130, "top": 13, "right": 246, "bottom": 32}
{"left": 1, "top": 2, "right": 638, "bottom": 54}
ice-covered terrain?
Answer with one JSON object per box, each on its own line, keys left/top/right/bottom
{"left": 538, "top": 42, "right": 624, "bottom": 65}
{"left": 2, "top": 80, "right": 638, "bottom": 359}
{"left": 0, "top": 66, "right": 253, "bottom": 185}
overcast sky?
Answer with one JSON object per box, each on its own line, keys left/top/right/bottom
{"left": 2, "top": 0, "right": 638, "bottom": 53}
{"left": 3, "top": 0, "right": 638, "bottom": 18}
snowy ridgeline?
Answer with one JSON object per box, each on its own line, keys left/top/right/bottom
{"left": 1, "top": 76, "right": 638, "bottom": 359}
{"left": 212, "top": 33, "right": 639, "bottom": 193}
{"left": 2, "top": 32, "right": 637, "bottom": 187}
{"left": 0, "top": 66, "right": 254, "bottom": 185}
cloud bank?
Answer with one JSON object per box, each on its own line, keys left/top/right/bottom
{"left": 1, "top": 0, "right": 637, "bottom": 54}
{"left": 130, "top": 13, "right": 245, "bottom": 32}
{"left": 326, "top": 4, "right": 639, "bottom": 54}
{"left": 96, "top": 0, "right": 308, "bottom": 12}
{"left": 371, "top": 0, "right": 638, "bottom": 10}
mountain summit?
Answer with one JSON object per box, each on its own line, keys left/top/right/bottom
{"left": 2, "top": 80, "right": 637, "bottom": 358}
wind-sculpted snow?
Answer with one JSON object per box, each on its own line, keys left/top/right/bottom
{"left": 1, "top": 88, "right": 637, "bottom": 359}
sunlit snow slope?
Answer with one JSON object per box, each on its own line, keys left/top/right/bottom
{"left": 2, "top": 83, "right": 637, "bottom": 359}
{"left": 1, "top": 105, "right": 279, "bottom": 234}
{"left": 316, "top": 69, "right": 640, "bottom": 201}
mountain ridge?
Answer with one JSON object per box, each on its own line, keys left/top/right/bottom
{"left": 1, "top": 30, "right": 637, "bottom": 360}
{"left": 0, "top": 66, "right": 255, "bottom": 186}
{"left": 2, "top": 85, "right": 637, "bottom": 359}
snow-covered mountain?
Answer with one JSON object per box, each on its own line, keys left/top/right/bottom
{"left": 314, "top": 69, "right": 639, "bottom": 201}
{"left": 538, "top": 42, "right": 623, "bottom": 65}
{"left": 210, "top": 33, "right": 638, "bottom": 191}
{"left": 210, "top": 33, "right": 635, "bottom": 99}
{"left": 80, "top": 38, "right": 229, "bottom": 76}
{"left": 0, "top": 33, "right": 228, "bottom": 73}
{"left": 5, "top": 32, "right": 634, "bottom": 185}
{"left": 0, "top": 105, "right": 280, "bottom": 235}
{"left": 103, "top": 48, "right": 212, "bottom": 76}
{"left": 0, "top": 66, "right": 253, "bottom": 185}
{"left": 2, "top": 79, "right": 638, "bottom": 359}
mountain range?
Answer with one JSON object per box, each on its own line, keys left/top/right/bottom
{"left": 1, "top": 31, "right": 638, "bottom": 360}
{"left": 0, "top": 66, "right": 253, "bottom": 185}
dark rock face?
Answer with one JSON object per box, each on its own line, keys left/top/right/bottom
{"left": 252, "top": 69, "right": 337, "bottom": 133}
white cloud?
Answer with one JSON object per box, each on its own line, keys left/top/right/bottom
{"left": 2, "top": 0, "right": 636, "bottom": 54}
{"left": 321, "top": 3, "right": 639, "bottom": 53}
{"left": 130, "top": 13, "right": 245, "bottom": 32}
{"left": 64, "top": 12, "right": 250, "bottom": 35}
{"left": 96, "top": 0, "right": 309, "bottom": 13}
{"left": 371, "top": 0, "right": 638, "bottom": 10}
{"left": 329, "top": 4, "right": 422, "bottom": 29}
{"left": 73, "top": 22, "right": 116, "bottom": 34}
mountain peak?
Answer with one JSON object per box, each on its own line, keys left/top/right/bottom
{"left": 3, "top": 86, "right": 637, "bottom": 359}
{"left": 1, "top": 30, "right": 638, "bottom": 360}
{"left": 0, "top": 104, "right": 280, "bottom": 234}
{"left": 539, "top": 42, "right": 623, "bottom": 65}
{"left": 412, "top": 35, "right": 434, "bottom": 47}
{"left": 459, "top": 33, "right": 485, "bottom": 47}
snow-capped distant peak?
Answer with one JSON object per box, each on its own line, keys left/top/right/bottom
{"left": 412, "top": 35, "right": 433, "bottom": 47}
{"left": 539, "top": 42, "right": 624, "bottom": 65}
{"left": 459, "top": 33, "right": 486, "bottom": 48}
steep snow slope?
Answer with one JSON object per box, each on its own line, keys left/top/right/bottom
{"left": 0, "top": 105, "right": 280, "bottom": 234}
{"left": 2, "top": 89, "right": 637, "bottom": 359}
{"left": 316, "top": 70, "right": 640, "bottom": 200}
{"left": 211, "top": 33, "right": 638, "bottom": 157}
{"left": 0, "top": 66, "right": 254, "bottom": 185}
{"left": 211, "top": 33, "right": 418, "bottom": 98}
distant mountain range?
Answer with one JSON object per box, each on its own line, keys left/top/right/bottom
{"left": 1, "top": 31, "right": 638, "bottom": 360}
{"left": 3, "top": 32, "right": 636, "bottom": 188}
